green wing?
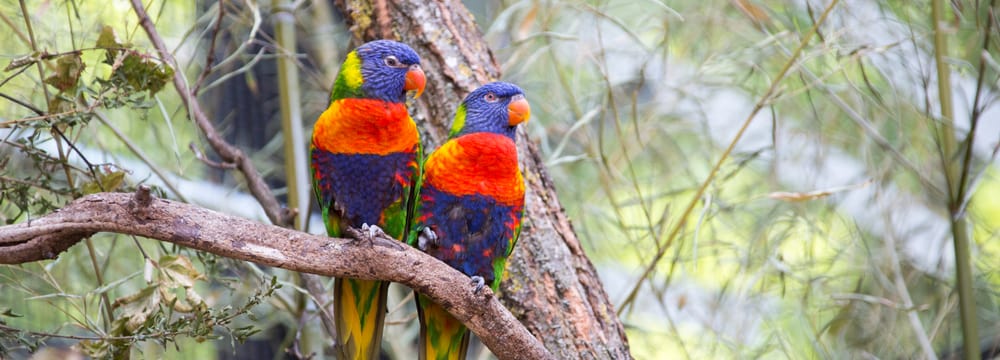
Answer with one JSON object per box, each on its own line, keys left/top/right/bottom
{"left": 403, "top": 141, "right": 424, "bottom": 242}
{"left": 406, "top": 143, "right": 427, "bottom": 247}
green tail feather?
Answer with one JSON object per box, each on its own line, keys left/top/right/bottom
{"left": 416, "top": 293, "right": 471, "bottom": 360}
{"left": 334, "top": 278, "right": 389, "bottom": 360}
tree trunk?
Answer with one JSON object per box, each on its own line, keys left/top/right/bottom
{"left": 332, "top": 1, "right": 632, "bottom": 358}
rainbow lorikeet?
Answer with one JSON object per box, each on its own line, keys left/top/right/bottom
{"left": 409, "top": 82, "right": 531, "bottom": 360}
{"left": 310, "top": 40, "right": 425, "bottom": 359}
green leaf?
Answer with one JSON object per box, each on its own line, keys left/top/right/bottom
{"left": 25, "top": 293, "right": 81, "bottom": 301}
{"left": 118, "top": 52, "right": 173, "bottom": 95}
{"left": 44, "top": 53, "right": 85, "bottom": 92}
{"left": 91, "top": 271, "right": 141, "bottom": 295}
{"left": 80, "top": 168, "right": 127, "bottom": 195}
{"left": 112, "top": 284, "right": 160, "bottom": 333}
{"left": 96, "top": 25, "right": 126, "bottom": 50}
{"left": 46, "top": 95, "right": 75, "bottom": 116}
{"left": 78, "top": 339, "right": 112, "bottom": 358}
{"left": 159, "top": 255, "right": 205, "bottom": 289}
{"left": 0, "top": 308, "right": 22, "bottom": 318}
{"left": 232, "top": 325, "right": 262, "bottom": 343}
{"left": 158, "top": 255, "right": 207, "bottom": 313}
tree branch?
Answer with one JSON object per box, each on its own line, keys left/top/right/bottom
{"left": 0, "top": 188, "right": 553, "bottom": 360}
{"left": 129, "top": 0, "right": 293, "bottom": 227}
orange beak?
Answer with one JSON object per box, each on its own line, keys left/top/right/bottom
{"left": 404, "top": 64, "right": 426, "bottom": 98}
{"left": 507, "top": 95, "right": 531, "bottom": 126}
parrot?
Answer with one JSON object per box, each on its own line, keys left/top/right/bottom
{"left": 409, "top": 81, "right": 531, "bottom": 360}
{"left": 310, "top": 39, "right": 425, "bottom": 359}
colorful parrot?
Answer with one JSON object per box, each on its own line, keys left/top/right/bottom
{"left": 409, "top": 82, "right": 531, "bottom": 360}
{"left": 310, "top": 40, "right": 425, "bottom": 359}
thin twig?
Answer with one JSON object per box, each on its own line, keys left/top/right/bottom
{"left": 300, "top": 274, "right": 338, "bottom": 349}
{"left": 0, "top": 322, "right": 182, "bottom": 342}
{"left": 0, "top": 104, "right": 101, "bottom": 127}
{"left": 884, "top": 231, "right": 938, "bottom": 359}
{"left": 189, "top": 143, "right": 237, "bottom": 169}
{"left": 0, "top": 92, "right": 44, "bottom": 116}
{"left": 192, "top": 0, "right": 227, "bottom": 95}
{"left": 619, "top": 0, "right": 842, "bottom": 313}
{"left": 0, "top": 175, "right": 72, "bottom": 195}
{"left": 288, "top": 306, "right": 316, "bottom": 360}
{"left": 792, "top": 60, "right": 944, "bottom": 198}
{"left": 0, "top": 64, "right": 33, "bottom": 89}
{"left": 191, "top": 0, "right": 262, "bottom": 75}
{"left": 17, "top": 0, "right": 50, "bottom": 110}
{"left": 0, "top": 140, "right": 90, "bottom": 174}
{"left": 198, "top": 47, "right": 267, "bottom": 94}
{"left": 955, "top": 0, "right": 996, "bottom": 214}
{"left": 0, "top": 10, "right": 31, "bottom": 46}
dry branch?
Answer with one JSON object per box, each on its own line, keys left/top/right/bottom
{"left": 0, "top": 188, "right": 552, "bottom": 360}
{"left": 130, "top": 0, "right": 293, "bottom": 227}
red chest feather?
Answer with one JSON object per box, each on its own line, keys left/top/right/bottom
{"left": 423, "top": 132, "right": 524, "bottom": 206}
{"left": 312, "top": 99, "right": 419, "bottom": 155}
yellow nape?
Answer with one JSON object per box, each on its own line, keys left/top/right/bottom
{"left": 448, "top": 105, "right": 467, "bottom": 138}
{"left": 340, "top": 51, "right": 365, "bottom": 89}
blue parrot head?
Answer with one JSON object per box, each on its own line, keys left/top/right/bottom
{"left": 450, "top": 82, "right": 531, "bottom": 140}
{"left": 332, "top": 40, "right": 425, "bottom": 103}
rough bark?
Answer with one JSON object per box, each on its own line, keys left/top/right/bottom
{"left": 0, "top": 188, "right": 552, "bottom": 360}
{"left": 333, "top": 1, "right": 632, "bottom": 358}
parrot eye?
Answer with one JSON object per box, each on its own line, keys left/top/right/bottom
{"left": 484, "top": 92, "right": 498, "bottom": 103}
{"left": 384, "top": 56, "right": 402, "bottom": 68}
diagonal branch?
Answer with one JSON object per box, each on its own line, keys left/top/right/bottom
{"left": 191, "top": 0, "right": 227, "bottom": 95}
{"left": 129, "top": 0, "right": 293, "bottom": 227}
{"left": 0, "top": 188, "right": 553, "bottom": 360}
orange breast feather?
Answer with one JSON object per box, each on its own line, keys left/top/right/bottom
{"left": 424, "top": 132, "right": 524, "bottom": 206}
{"left": 312, "top": 99, "right": 419, "bottom": 155}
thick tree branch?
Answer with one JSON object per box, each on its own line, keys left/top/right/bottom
{"left": 0, "top": 188, "right": 552, "bottom": 360}
{"left": 129, "top": 0, "right": 293, "bottom": 227}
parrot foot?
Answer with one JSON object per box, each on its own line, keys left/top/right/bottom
{"left": 359, "top": 223, "right": 386, "bottom": 245}
{"left": 417, "top": 227, "right": 437, "bottom": 251}
{"left": 470, "top": 276, "right": 486, "bottom": 294}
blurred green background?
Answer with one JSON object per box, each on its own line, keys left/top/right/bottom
{"left": 2, "top": 0, "right": 998, "bottom": 359}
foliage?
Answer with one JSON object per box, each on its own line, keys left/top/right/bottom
{"left": 485, "top": 0, "right": 999, "bottom": 358}
{"left": 0, "top": 2, "right": 283, "bottom": 358}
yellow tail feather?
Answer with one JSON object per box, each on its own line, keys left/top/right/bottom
{"left": 334, "top": 278, "right": 389, "bottom": 359}
{"left": 416, "top": 294, "right": 470, "bottom": 360}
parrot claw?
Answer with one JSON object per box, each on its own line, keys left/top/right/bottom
{"left": 470, "top": 276, "right": 486, "bottom": 294}
{"left": 359, "top": 223, "right": 385, "bottom": 246}
{"left": 418, "top": 227, "right": 438, "bottom": 251}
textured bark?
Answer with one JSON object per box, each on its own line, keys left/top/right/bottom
{"left": 0, "top": 189, "right": 552, "bottom": 360}
{"left": 333, "top": 1, "right": 632, "bottom": 358}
